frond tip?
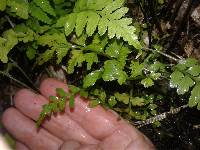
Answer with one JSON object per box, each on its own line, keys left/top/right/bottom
{"left": 64, "top": 0, "right": 142, "bottom": 50}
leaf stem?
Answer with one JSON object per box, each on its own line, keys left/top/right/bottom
{"left": 144, "top": 48, "right": 179, "bottom": 62}
{"left": 9, "top": 58, "right": 34, "bottom": 85}
{"left": 0, "top": 71, "right": 32, "bottom": 89}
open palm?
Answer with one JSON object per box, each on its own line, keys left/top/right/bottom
{"left": 2, "top": 78, "right": 154, "bottom": 150}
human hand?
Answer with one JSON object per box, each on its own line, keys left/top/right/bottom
{"left": 2, "top": 78, "right": 155, "bottom": 150}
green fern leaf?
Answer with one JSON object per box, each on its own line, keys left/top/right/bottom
{"left": 186, "top": 65, "right": 200, "bottom": 76}
{"left": 0, "top": 0, "right": 6, "bottom": 11}
{"left": 7, "top": 0, "right": 29, "bottom": 19}
{"left": 37, "top": 103, "right": 52, "bottom": 127}
{"left": 36, "top": 48, "right": 55, "bottom": 65}
{"left": 0, "top": 38, "right": 9, "bottom": 63}
{"left": 67, "top": 50, "right": 85, "bottom": 73}
{"left": 170, "top": 71, "right": 184, "bottom": 88}
{"left": 86, "top": 12, "right": 100, "bottom": 36}
{"left": 141, "top": 77, "right": 154, "bottom": 88}
{"left": 65, "top": 13, "right": 77, "bottom": 36}
{"left": 189, "top": 83, "right": 200, "bottom": 110}
{"left": 108, "top": 96, "right": 117, "bottom": 107}
{"left": 14, "top": 24, "right": 36, "bottom": 43}
{"left": 169, "top": 58, "right": 200, "bottom": 109}
{"left": 118, "top": 46, "right": 130, "bottom": 67}
{"left": 33, "top": 0, "right": 56, "bottom": 16}
{"left": 105, "top": 40, "right": 130, "bottom": 67}
{"left": 84, "top": 34, "right": 108, "bottom": 53}
{"left": 67, "top": 50, "right": 98, "bottom": 73}
{"left": 102, "top": 60, "right": 127, "bottom": 85}
{"left": 176, "top": 76, "right": 194, "bottom": 95}
{"left": 0, "top": 30, "right": 18, "bottom": 63}
{"left": 130, "top": 97, "right": 145, "bottom": 106}
{"left": 84, "top": 53, "right": 98, "bottom": 70}
{"left": 89, "top": 99, "right": 101, "bottom": 107}
{"left": 64, "top": 0, "right": 141, "bottom": 50}
{"left": 114, "top": 92, "right": 129, "bottom": 104}
{"left": 37, "top": 34, "right": 54, "bottom": 46}
{"left": 74, "top": 0, "right": 87, "bottom": 12}
{"left": 37, "top": 89, "right": 68, "bottom": 127}
{"left": 130, "top": 61, "right": 144, "bottom": 78}
{"left": 109, "top": 7, "right": 129, "bottom": 20}
{"left": 98, "top": 18, "right": 109, "bottom": 36}
{"left": 90, "top": 88, "right": 106, "bottom": 102}
{"left": 26, "top": 19, "right": 50, "bottom": 33}
{"left": 38, "top": 33, "right": 67, "bottom": 46}
{"left": 170, "top": 70, "right": 195, "bottom": 95}
{"left": 75, "top": 12, "right": 88, "bottom": 36}
{"left": 83, "top": 70, "right": 102, "bottom": 88}
{"left": 149, "top": 61, "right": 166, "bottom": 72}
{"left": 101, "top": 0, "right": 124, "bottom": 15}
{"left": 37, "top": 33, "right": 70, "bottom": 64}
{"left": 30, "top": 3, "right": 52, "bottom": 24}
{"left": 87, "top": 0, "right": 112, "bottom": 10}
{"left": 105, "top": 40, "right": 123, "bottom": 58}
{"left": 184, "top": 58, "right": 198, "bottom": 67}
{"left": 55, "top": 15, "right": 68, "bottom": 27}
{"left": 26, "top": 47, "right": 36, "bottom": 60}
{"left": 56, "top": 46, "right": 70, "bottom": 64}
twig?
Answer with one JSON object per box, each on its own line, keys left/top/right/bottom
{"left": 145, "top": 48, "right": 179, "bottom": 62}
{"left": 132, "top": 104, "right": 188, "bottom": 128}
{"left": 0, "top": 71, "right": 32, "bottom": 89}
{"left": 9, "top": 58, "right": 34, "bottom": 85}
{"left": 5, "top": 15, "right": 15, "bottom": 28}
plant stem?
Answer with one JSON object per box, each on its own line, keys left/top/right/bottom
{"left": 132, "top": 104, "right": 188, "bottom": 128}
{"left": 0, "top": 71, "right": 32, "bottom": 89}
{"left": 9, "top": 58, "right": 34, "bottom": 85}
{"left": 145, "top": 48, "right": 179, "bottom": 62}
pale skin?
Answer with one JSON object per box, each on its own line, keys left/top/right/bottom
{"left": 2, "top": 78, "right": 155, "bottom": 150}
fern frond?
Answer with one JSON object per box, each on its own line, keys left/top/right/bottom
{"left": 37, "top": 33, "right": 71, "bottom": 65}
{"left": 67, "top": 50, "right": 98, "bottom": 73}
{"left": 83, "top": 70, "right": 103, "bottom": 88}
{"left": 0, "top": 0, "right": 7, "bottom": 11}
{"left": 0, "top": 29, "right": 18, "bottom": 63}
{"left": 7, "top": 0, "right": 29, "bottom": 19}
{"left": 33, "top": 0, "right": 56, "bottom": 17}
{"left": 14, "top": 24, "right": 36, "bottom": 43}
{"left": 84, "top": 52, "right": 98, "bottom": 70}
{"left": 36, "top": 48, "right": 55, "bottom": 65}
{"left": 170, "top": 58, "right": 200, "bottom": 110}
{"left": 102, "top": 60, "right": 127, "bottom": 85}
{"left": 30, "top": 3, "right": 52, "bottom": 24}
{"left": 64, "top": 0, "right": 141, "bottom": 50}
{"left": 105, "top": 40, "right": 130, "bottom": 67}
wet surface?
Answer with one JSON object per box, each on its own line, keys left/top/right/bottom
{"left": 140, "top": 108, "right": 200, "bottom": 150}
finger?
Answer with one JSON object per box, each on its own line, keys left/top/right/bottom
{"left": 40, "top": 78, "right": 145, "bottom": 141}
{"left": 125, "top": 135, "right": 155, "bottom": 150}
{"left": 14, "top": 89, "right": 99, "bottom": 144}
{"left": 98, "top": 121, "right": 155, "bottom": 150}
{"left": 60, "top": 141, "right": 100, "bottom": 150}
{"left": 60, "top": 140, "right": 81, "bottom": 150}
{"left": 2, "top": 108, "right": 63, "bottom": 150}
{"left": 15, "top": 141, "right": 30, "bottom": 150}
